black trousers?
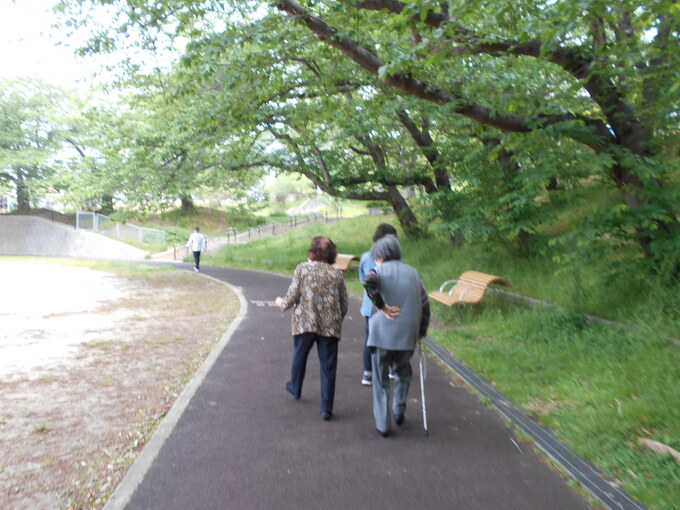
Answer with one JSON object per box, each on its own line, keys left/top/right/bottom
{"left": 192, "top": 250, "right": 201, "bottom": 269}
{"left": 289, "top": 332, "right": 339, "bottom": 414}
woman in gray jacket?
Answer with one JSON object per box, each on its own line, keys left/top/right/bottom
{"left": 363, "top": 235, "right": 430, "bottom": 437}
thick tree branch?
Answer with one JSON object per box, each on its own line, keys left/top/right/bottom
{"left": 276, "top": 0, "right": 613, "bottom": 152}
{"left": 334, "top": 173, "right": 431, "bottom": 187}
{"left": 342, "top": 189, "right": 390, "bottom": 201}
{"left": 345, "top": 0, "right": 649, "bottom": 152}
{"left": 348, "top": 145, "right": 371, "bottom": 156}
{"left": 291, "top": 57, "right": 322, "bottom": 78}
{"left": 591, "top": 15, "right": 607, "bottom": 51}
{"left": 267, "top": 123, "right": 431, "bottom": 190}
{"left": 355, "top": 134, "right": 386, "bottom": 167}
{"left": 64, "top": 138, "right": 86, "bottom": 158}
{"left": 267, "top": 127, "right": 308, "bottom": 170}
{"left": 641, "top": 15, "right": 674, "bottom": 112}
{"left": 310, "top": 145, "right": 332, "bottom": 182}
{"left": 259, "top": 80, "right": 364, "bottom": 106}
{"left": 395, "top": 108, "right": 448, "bottom": 190}
{"left": 615, "top": 4, "right": 636, "bottom": 45}
{"left": 285, "top": 122, "right": 334, "bottom": 183}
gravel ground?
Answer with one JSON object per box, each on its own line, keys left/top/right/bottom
{"left": 0, "top": 258, "right": 239, "bottom": 509}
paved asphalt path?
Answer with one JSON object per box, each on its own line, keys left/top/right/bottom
{"left": 109, "top": 264, "right": 591, "bottom": 510}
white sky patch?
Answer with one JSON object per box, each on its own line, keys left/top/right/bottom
{"left": 0, "top": 0, "right": 107, "bottom": 90}
{"left": 0, "top": 0, "right": 182, "bottom": 92}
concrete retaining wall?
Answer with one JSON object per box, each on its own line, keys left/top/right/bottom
{"left": 0, "top": 215, "right": 147, "bottom": 260}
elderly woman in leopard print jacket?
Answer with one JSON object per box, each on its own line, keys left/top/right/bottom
{"left": 275, "top": 236, "right": 348, "bottom": 421}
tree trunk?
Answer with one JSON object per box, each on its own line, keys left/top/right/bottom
{"left": 386, "top": 185, "right": 419, "bottom": 236}
{"left": 15, "top": 174, "right": 31, "bottom": 213}
{"left": 449, "top": 231, "right": 465, "bottom": 246}
{"left": 181, "top": 195, "right": 195, "bottom": 213}
{"left": 493, "top": 142, "right": 535, "bottom": 255}
{"left": 396, "top": 109, "right": 451, "bottom": 190}
{"left": 546, "top": 176, "right": 560, "bottom": 191}
{"left": 609, "top": 161, "right": 678, "bottom": 267}
{"left": 100, "top": 194, "right": 114, "bottom": 215}
{"left": 518, "top": 228, "right": 531, "bottom": 255}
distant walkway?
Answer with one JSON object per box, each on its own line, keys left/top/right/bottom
{"left": 106, "top": 263, "right": 592, "bottom": 510}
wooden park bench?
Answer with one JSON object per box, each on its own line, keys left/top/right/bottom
{"left": 333, "top": 253, "right": 360, "bottom": 271}
{"left": 429, "top": 271, "right": 511, "bottom": 306}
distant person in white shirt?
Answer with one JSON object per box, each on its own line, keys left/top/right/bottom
{"left": 186, "top": 227, "right": 207, "bottom": 272}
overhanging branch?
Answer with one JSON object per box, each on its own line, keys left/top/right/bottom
{"left": 276, "top": 0, "right": 613, "bottom": 151}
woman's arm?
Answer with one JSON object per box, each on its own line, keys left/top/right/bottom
{"left": 339, "top": 278, "right": 349, "bottom": 318}
{"left": 363, "top": 270, "right": 384, "bottom": 309}
{"left": 276, "top": 265, "right": 303, "bottom": 311}
{"left": 363, "top": 270, "right": 400, "bottom": 319}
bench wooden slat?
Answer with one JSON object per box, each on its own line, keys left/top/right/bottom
{"left": 333, "top": 253, "right": 359, "bottom": 271}
{"left": 429, "top": 271, "right": 511, "bottom": 306}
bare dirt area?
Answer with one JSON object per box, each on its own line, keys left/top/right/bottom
{"left": 0, "top": 258, "right": 239, "bottom": 509}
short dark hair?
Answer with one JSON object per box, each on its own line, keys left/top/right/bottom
{"left": 308, "top": 236, "right": 337, "bottom": 264}
{"left": 373, "top": 223, "right": 397, "bottom": 242}
{"left": 194, "top": 226, "right": 200, "bottom": 232}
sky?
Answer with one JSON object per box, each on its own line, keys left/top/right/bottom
{"left": 0, "top": 0, "right": 109, "bottom": 90}
{"left": 1, "top": 0, "right": 189, "bottom": 94}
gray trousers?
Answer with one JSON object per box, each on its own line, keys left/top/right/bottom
{"left": 370, "top": 347, "right": 414, "bottom": 434}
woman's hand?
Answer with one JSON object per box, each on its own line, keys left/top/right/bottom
{"left": 275, "top": 296, "right": 284, "bottom": 310}
{"left": 380, "top": 304, "right": 401, "bottom": 320}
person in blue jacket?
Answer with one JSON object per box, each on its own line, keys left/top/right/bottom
{"left": 358, "top": 223, "right": 397, "bottom": 386}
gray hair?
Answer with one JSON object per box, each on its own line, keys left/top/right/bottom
{"left": 371, "top": 234, "right": 401, "bottom": 262}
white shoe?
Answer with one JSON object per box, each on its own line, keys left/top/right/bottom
{"left": 194, "top": 267, "right": 199, "bottom": 272}
{"left": 361, "top": 376, "right": 372, "bottom": 387}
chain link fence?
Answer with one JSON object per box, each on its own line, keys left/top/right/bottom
{"left": 76, "top": 212, "right": 166, "bottom": 247}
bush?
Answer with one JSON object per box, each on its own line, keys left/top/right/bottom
{"left": 165, "top": 226, "right": 191, "bottom": 246}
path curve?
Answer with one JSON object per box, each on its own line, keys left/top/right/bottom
{"left": 106, "top": 263, "right": 592, "bottom": 510}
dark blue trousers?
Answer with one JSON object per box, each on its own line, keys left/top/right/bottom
{"left": 363, "top": 317, "right": 372, "bottom": 374}
{"left": 289, "top": 333, "right": 339, "bottom": 414}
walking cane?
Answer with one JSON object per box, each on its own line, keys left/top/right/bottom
{"left": 418, "top": 342, "right": 429, "bottom": 436}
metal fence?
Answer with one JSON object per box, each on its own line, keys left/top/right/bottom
{"left": 75, "top": 211, "right": 97, "bottom": 230}
{"left": 76, "top": 211, "right": 166, "bottom": 246}
{"left": 225, "top": 227, "right": 238, "bottom": 244}
{"left": 244, "top": 209, "right": 342, "bottom": 240}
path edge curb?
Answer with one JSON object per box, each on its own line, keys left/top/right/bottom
{"left": 104, "top": 273, "right": 249, "bottom": 510}
{"left": 423, "top": 336, "right": 646, "bottom": 510}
